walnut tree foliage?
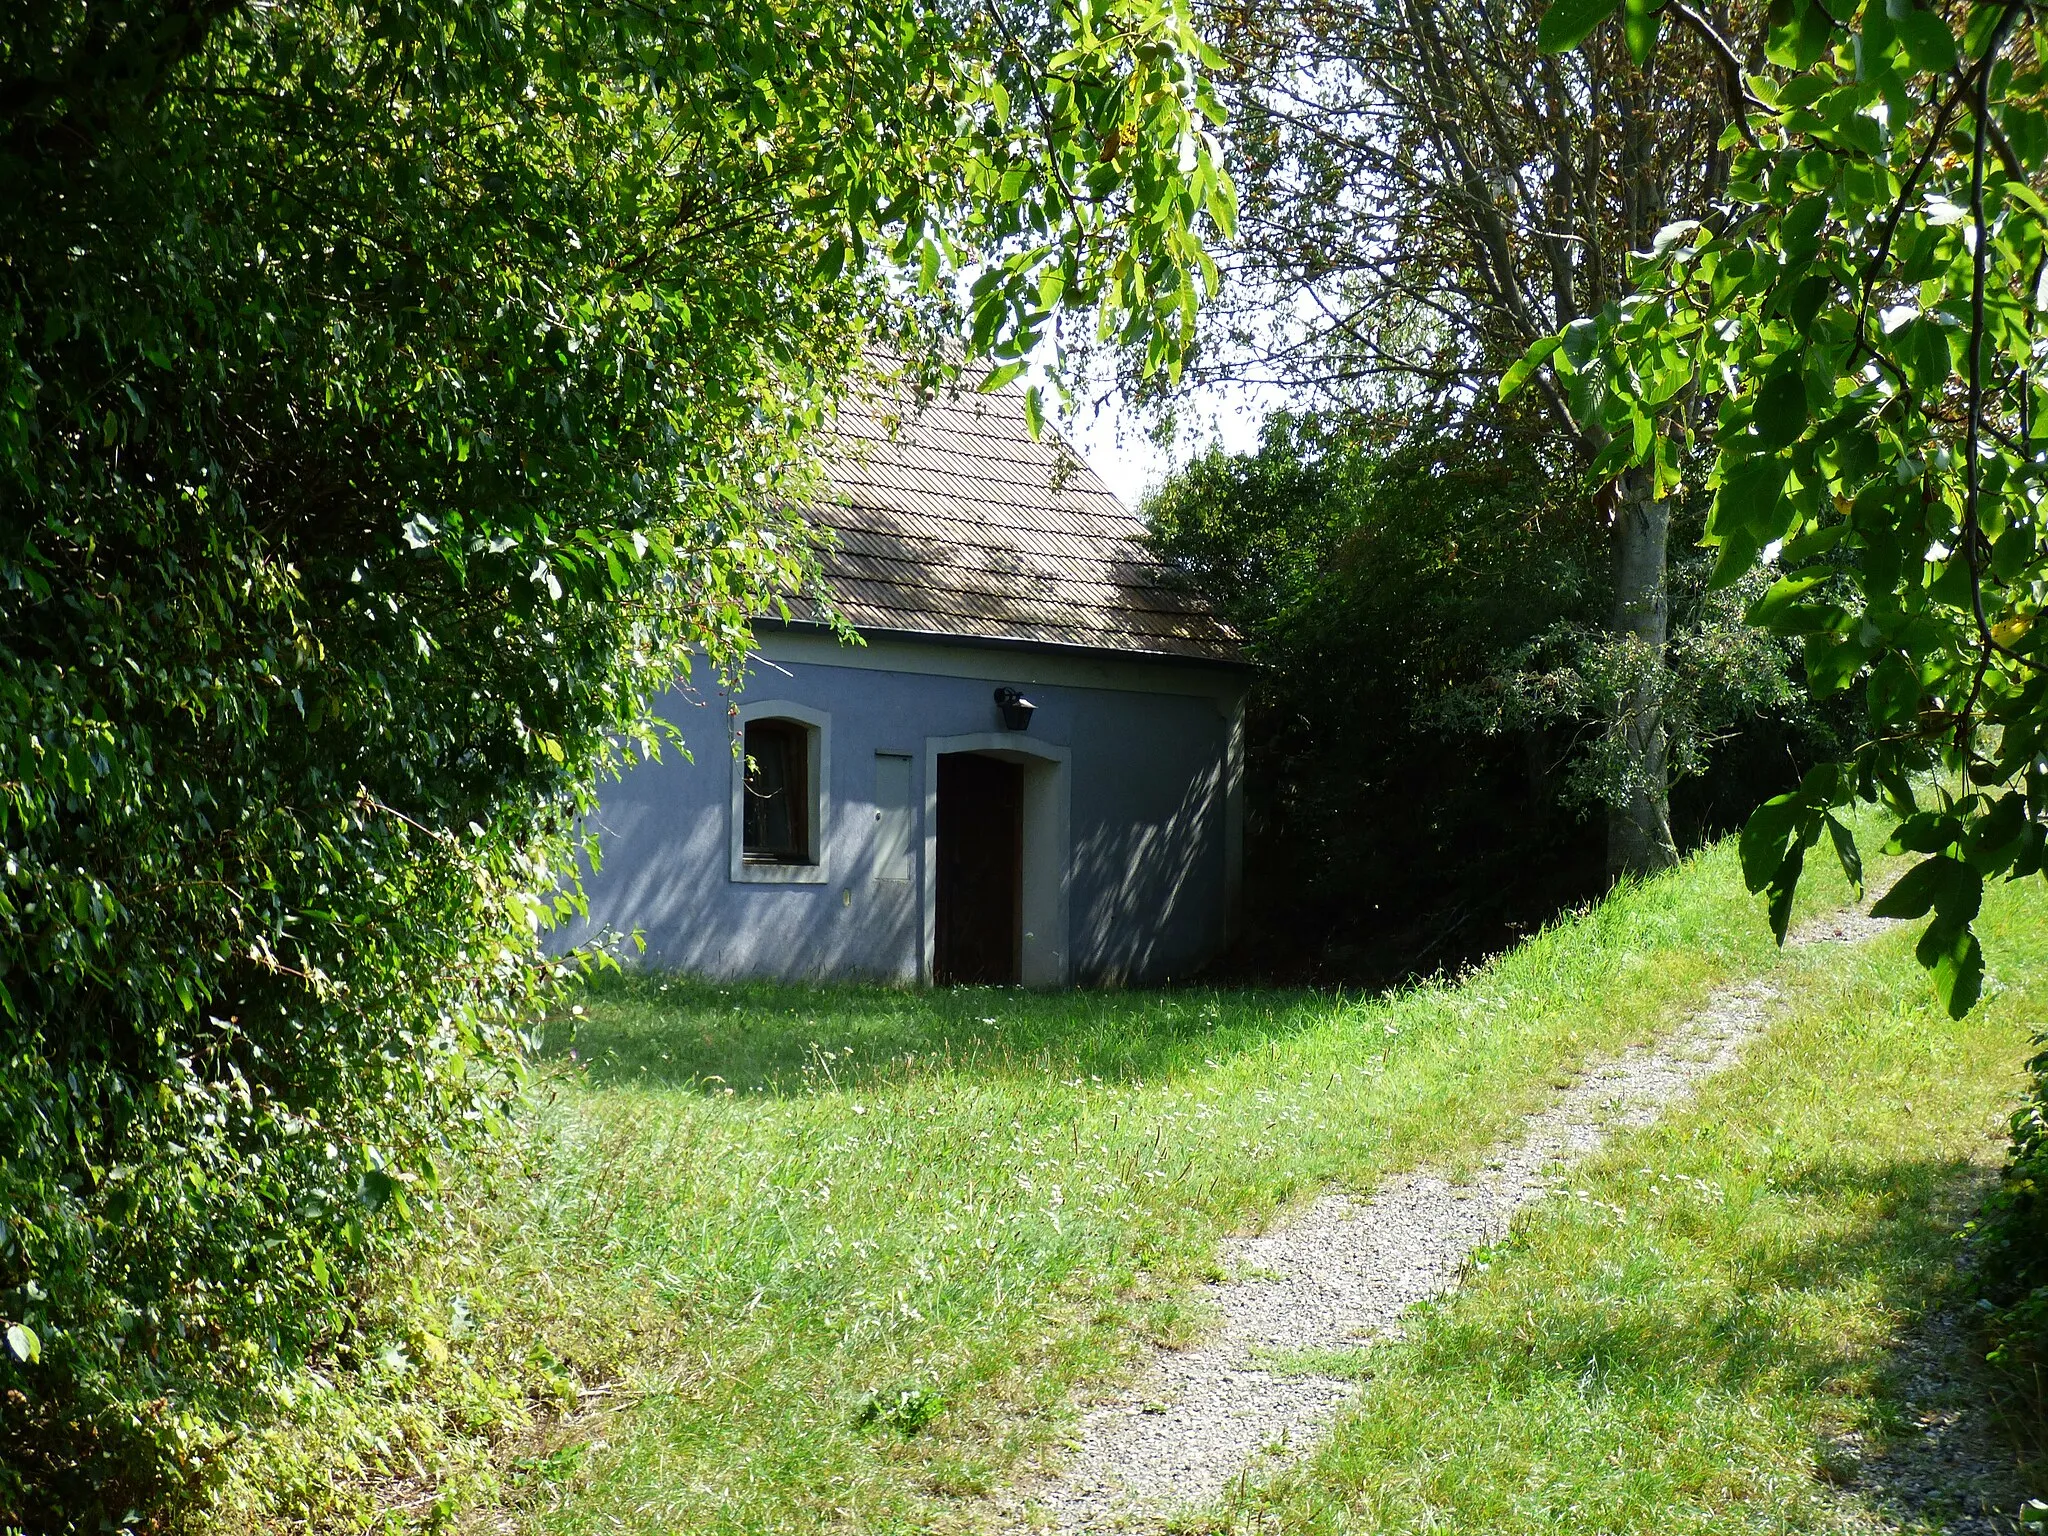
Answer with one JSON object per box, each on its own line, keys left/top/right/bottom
{"left": 0, "top": 0, "right": 1231, "bottom": 1522}
{"left": 1515, "top": 0, "right": 2048, "bottom": 1019}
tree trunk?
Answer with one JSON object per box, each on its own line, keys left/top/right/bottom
{"left": 1607, "top": 464, "right": 1678, "bottom": 880}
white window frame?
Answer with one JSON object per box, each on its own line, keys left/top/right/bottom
{"left": 730, "top": 700, "right": 832, "bottom": 884}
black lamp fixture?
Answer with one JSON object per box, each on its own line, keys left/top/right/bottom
{"left": 994, "top": 686, "right": 1036, "bottom": 731}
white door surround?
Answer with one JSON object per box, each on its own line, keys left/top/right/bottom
{"left": 921, "top": 732, "right": 1071, "bottom": 986}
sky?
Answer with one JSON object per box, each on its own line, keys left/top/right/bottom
{"left": 1054, "top": 375, "right": 1279, "bottom": 511}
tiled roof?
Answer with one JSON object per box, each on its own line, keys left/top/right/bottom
{"left": 798, "top": 379, "right": 1240, "bottom": 664}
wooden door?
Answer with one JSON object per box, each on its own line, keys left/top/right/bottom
{"left": 935, "top": 753, "right": 1022, "bottom": 984}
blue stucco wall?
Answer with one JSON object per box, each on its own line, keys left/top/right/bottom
{"left": 558, "top": 632, "right": 1245, "bottom": 985}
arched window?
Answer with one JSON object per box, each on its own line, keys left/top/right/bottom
{"left": 728, "top": 702, "right": 830, "bottom": 883}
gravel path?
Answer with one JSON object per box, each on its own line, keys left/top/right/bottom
{"left": 1003, "top": 899, "right": 1905, "bottom": 1532}
{"left": 1832, "top": 1304, "right": 2032, "bottom": 1536}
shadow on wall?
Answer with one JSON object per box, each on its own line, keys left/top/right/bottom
{"left": 561, "top": 746, "right": 919, "bottom": 983}
{"left": 1073, "top": 754, "right": 1222, "bottom": 984}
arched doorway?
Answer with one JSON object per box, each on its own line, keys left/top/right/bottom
{"left": 922, "top": 734, "right": 1070, "bottom": 986}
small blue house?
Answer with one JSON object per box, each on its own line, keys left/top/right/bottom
{"left": 567, "top": 381, "right": 1247, "bottom": 986}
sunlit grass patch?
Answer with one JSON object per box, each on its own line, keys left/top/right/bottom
{"left": 202, "top": 834, "right": 1967, "bottom": 1534}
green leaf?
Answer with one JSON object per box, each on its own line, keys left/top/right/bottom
{"left": 1741, "top": 794, "right": 1804, "bottom": 893}
{"left": 1961, "top": 1, "right": 2005, "bottom": 60}
{"left": 1913, "top": 895, "right": 1985, "bottom": 1016}
{"left": 1927, "top": 925, "right": 1984, "bottom": 1017}
{"left": 1901, "top": 319, "right": 1953, "bottom": 395}
{"left": 1963, "top": 790, "right": 2030, "bottom": 871}
{"left": 1872, "top": 853, "right": 1979, "bottom": 922}
{"left": 1887, "top": 809, "right": 1962, "bottom": 853}
{"left": 1824, "top": 812, "right": 1863, "bottom": 895}
{"left": 1992, "top": 524, "right": 2036, "bottom": 582}
{"left": 2013, "top": 822, "right": 2048, "bottom": 880}
{"left": 2005, "top": 106, "right": 2048, "bottom": 170}
{"left": 1747, "top": 573, "right": 1828, "bottom": 627}
{"left": 1767, "top": 842, "right": 1808, "bottom": 943}
{"left": 1752, "top": 368, "right": 1808, "bottom": 449}
{"left": 1500, "top": 335, "right": 1562, "bottom": 400}
{"left": 1560, "top": 317, "right": 1600, "bottom": 370}
{"left": 1708, "top": 527, "right": 1764, "bottom": 589}
{"left": 1870, "top": 860, "right": 1940, "bottom": 919}
{"left": 1710, "top": 454, "right": 1793, "bottom": 543}
{"left": 1591, "top": 434, "right": 1635, "bottom": 479}
{"left": 1624, "top": 0, "right": 1664, "bottom": 65}
{"left": 1022, "top": 384, "right": 1045, "bottom": 441}
{"left": 978, "top": 361, "right": 1027, "bottom": 393}
{"left": 1894, "top": 7, "right": 1957, "bottom": 73}
{"left": 1779, "top": 195, "right": 1830, "bottom": 262}
{"left": 4, "top": 1323, "right": 38, "bottom": 1365}
{"left": 357, "top": 1168, "right": 398, "bottom": 1212}
{"left": 1805, "top": 631, "right": 1875, "bottom": 694}
{"left": 1781, "top": 521, "right": 1851, "bottom": 564}
{"left": 1785, "top": 272, "right": 1831, "bottom": 335}
{"left": 1538, "top": 0, "right": 1621, "bottom": 53}
{"left": 1648, "top": 219, "right": 1701, "bottom": 257}
{"left": 1866, "top": 655, "right": 1920, "bottom": 725}
{"left": 1767, "top": 0, "right": 1837, "bottom": 69}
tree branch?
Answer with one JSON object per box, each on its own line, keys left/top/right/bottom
{"left": 1663, "top": 1, "right": 1763, "bottom": 146}
{"left": 1957, "top": 3, "right": 2024, "bottom": 757}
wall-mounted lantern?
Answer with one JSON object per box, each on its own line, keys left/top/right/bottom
{"left": 994, "top": 686, "right": 1037, "bottom": 731}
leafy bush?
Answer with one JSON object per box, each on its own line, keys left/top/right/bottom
{"left": 0, "top": 5, "right": 830, "bottom": 1521}
{"left": 0, "top": 0, "right": 1236, "bottom": 1518}
{"left": 1147, "top": 411, "right": 1851, "bottom": 979}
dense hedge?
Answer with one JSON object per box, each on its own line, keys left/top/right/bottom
{"left": 0, "top": 0, "right": 1239, "bottom": 1515}
{"left": 1977, "top": 1038, "right": 2048, "bottom": 1425}
{"left": 0, "top": 5, "right": 862, "bottom": 1523}
{"left": 1147, "top": 412, "right": 1854, "bottom": 980}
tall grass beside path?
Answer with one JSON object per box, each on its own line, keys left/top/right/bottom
{"left": 209, "top": 839, "right": 1880, "bottom": 1532}
{"left": 1214, "top": 854, "right": 2045, "bottom": 1534}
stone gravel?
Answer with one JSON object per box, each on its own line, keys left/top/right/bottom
{"left": 1827, "top": 1306, "right": 2032, "bottom": 1536}
{"left": 1000, "top": 897, "right": 1940, "bottom": 1532}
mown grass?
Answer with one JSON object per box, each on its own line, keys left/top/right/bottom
{"left": 1208, "top": 865, "right": 2046, "bottom": 1535}
{"left": 199, "top": 832, "right": 2033, "bottom": 1534}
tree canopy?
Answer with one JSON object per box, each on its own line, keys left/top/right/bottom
{"left": 1109, "top": 0, "right": 1775, "bottom": 877}
{"left": 1516, "top": 0, "right": 2048, "bottom": 1018}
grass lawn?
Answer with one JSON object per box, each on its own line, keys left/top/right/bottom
{"left": 1216, "top": 867, "right": 2047, "bottom": 1535}
{"left": 202, "top": 836, "right": 2039, "bottom": 1534}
